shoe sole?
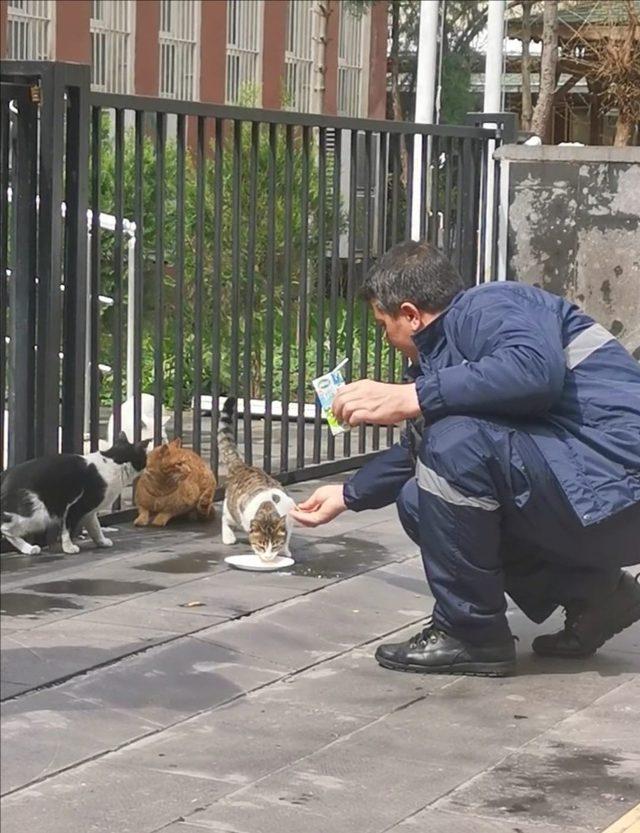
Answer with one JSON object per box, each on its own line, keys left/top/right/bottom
{"left": 533, "top": 601, "right": 640, "bottom": 659}
{"left": 376, "top": 655, "right": 516, "bottom": 677}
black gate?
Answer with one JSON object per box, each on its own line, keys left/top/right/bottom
{"left": 1, "top": 60, "right": 516, "bottom": 500}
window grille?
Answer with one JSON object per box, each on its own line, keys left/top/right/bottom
{"left": 337, "top": 3, "right": 370, "bottom": 117}
{"left": 226, "top": 0, "right": 264, "bottom": 105}
{"left": 90, "top": 0, "right": 133, "bottom": 93}
{"left": 6, "top": 0, "right": 53, "bottom": 60}
{"left": 284, "top": 0, "right": 317, "bottom": 113}
{"left": 159, "top": 0, "right": 200, "bottom": 101}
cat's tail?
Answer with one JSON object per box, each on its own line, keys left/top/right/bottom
{"left": 217, "top": 397, "right": 243, "bottom": 471}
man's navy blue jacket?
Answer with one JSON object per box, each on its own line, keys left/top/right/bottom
{"left": 343, "top": 282, "right": 640, "bottom": 526}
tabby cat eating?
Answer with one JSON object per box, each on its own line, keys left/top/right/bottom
{"left": 218, "top": 397, "right": 295, "bottom": 561}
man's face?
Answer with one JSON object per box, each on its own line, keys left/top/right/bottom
{"left": 371, "top": 302, "right": 429, "bottom": 362}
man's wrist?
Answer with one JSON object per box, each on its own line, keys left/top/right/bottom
{"left": 404, "top": 383, "right": 422, "bottom": 419}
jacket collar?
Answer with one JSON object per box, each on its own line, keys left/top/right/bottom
{"left": 411, "top": 290, "right": 466, "bottom": 354}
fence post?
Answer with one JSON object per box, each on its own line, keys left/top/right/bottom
{"left": 60, "top": 64, "right": 90, "bottom": 454}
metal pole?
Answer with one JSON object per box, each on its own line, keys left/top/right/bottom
{"left": 126, "top": 234, "right": 136, "bottom": 399}
{"left": 411, "top": 0, "right": 440, "bottom": 242}
{"left": 482, "top": 0, "right": 505, "bottom": 281}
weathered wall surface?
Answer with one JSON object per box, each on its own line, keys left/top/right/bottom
{"left": 496, "top": 146, "right": 640, "bottom": 360}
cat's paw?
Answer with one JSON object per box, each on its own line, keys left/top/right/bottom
{"left": 26, "top": 545, "right": 41, "bottom": 556}
{"left": 62, "top": 543, "right": 80, "bottom": 555}
{"left": 97, "top": 537, "right": 113, "bottom": 548}
{"left": 221, "top": 529, "right": 237, "bottom": 545}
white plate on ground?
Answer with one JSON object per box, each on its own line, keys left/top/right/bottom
{"left": 224, "top": 553, "right": 295, "bottom": 572}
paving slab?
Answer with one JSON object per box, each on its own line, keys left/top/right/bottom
{"left": 2, "top": 478, "right": 639, "bottom": 833}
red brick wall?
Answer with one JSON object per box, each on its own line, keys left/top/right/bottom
{"left": 323, "top": 0, "right": 339, "bottom": 115}
{"left": 0, "top": 1, "right": 8, "bottom": 59}
{"left": 262, "top": 0, "right": 287, "bottom": 109}
{"left": 368, "top": 1, "right": 388, "bottom": 118}
{"left": 56, "top": 0, "right": 91, "bottom": 63}
{"left": 200, "top": 0, "right": 226, "bottom": 103}
{"left": 135, "top": 0, "right": 160, "bottom": 96}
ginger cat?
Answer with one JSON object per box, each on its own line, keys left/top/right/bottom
{"left": 134, "top": 438, "right": 216, "bottom": 527}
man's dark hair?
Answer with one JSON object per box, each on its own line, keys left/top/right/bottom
{"left": 361, "top": 240, "right": 466, "bottom": 315}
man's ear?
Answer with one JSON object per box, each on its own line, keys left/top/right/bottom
{"left": 398, "top": 302, "right": 423, "bottom": 330}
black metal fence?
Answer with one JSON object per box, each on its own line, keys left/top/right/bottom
{"left": 1, "top": 60, "right": 516, "bottom": 498}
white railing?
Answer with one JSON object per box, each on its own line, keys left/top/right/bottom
{"left": 159, "top": 0, "right": 200, "bottom": 101}
{"left": 226, "top": 0, "right": 263, "bottom": 105}
{"left": 337, "top": 3, "right": 370, "bottom": 117}
{"left": 6, "top": 0, "right": 54, "bottom": 60}
{"left": 90, "top": 0, "right": 134, "bottom": 93}
{"left": 284, "top": 0, "right": 317, "bottom": 113}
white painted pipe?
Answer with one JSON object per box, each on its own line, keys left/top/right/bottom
{"left": 411, "top": 0, "right": 440, "bottom": 242}
{"left": 482, "top": 0, "right": 506, "bottom": 281}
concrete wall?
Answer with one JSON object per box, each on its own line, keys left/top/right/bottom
{"left": 495, "top": 146, "right": 640, "bottom": 360}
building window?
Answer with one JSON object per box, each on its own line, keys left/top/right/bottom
{"left": 159, "top": 0, "right": 200, "bottom": 101}
{"left": 6, "top": 0, "right": 54, "bottom": 60}
{"left": 226, "top": 0, "right": 264, "bottom": 105}
{"left": 337, "top": 3, "right": 370, "bottom": 117}
{"left": 90, "top": 0, "right": 133, "bottom": 93}
{"left": 284, "top": 0, "right": 317, "bottom": 113}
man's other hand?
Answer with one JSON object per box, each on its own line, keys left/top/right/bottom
{"left": 289, "top": 484, "right": 347, "bottom": 528}
{"left": 332, "top": 380, "right": 421, "bottom": 427}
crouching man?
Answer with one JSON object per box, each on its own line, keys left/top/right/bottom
{"left": 291, "top": 240, "right": 640, "bottom": 677}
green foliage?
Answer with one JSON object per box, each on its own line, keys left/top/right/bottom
{"left": 440, "top": 52, "right": 475, "bottom": 126}
{"left": 95, "top": 120, "right": 402, "bottom": 410}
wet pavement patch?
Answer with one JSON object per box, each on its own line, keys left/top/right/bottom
{"left": 135, "top": 552, "right": 220, "bottom": 574}
{"left": 291, "top": 535, "right": 392, "bottom": 579}
{"left": 24, "top": 579, "right": 163, "bottom": 597}
{"left": 0, "top": 593, "right": 83, "bottom": 617}
{"left": 0, "top": 554, "right": 66, "bottom": 574}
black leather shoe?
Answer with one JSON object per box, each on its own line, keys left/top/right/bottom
{"left": 533, "top": 572, "right": 640, "bottom": 658}
{"left": 375, "top": 624, "right": 516, "bottom": 677}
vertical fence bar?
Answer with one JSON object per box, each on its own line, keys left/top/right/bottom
{"left": 89, "top": 105, "right": 102, "bottom": 451}
{"left": 173, "top": 112, "right": 186, "bottom": 439}
{"left": 61, "top": 69, "right": 89, "bottom": 455}
{"left": 133, "top": 109, "right": 144, "bottom": 443}
{"left": 263, "top": 122, "right": 277, "bottom": 474}
{"left": 460, "top": 137, "right": 474, "bottom": 285}
{"left": 243, "top": 121, "right": 259, "bottom": 465}
{"left": 193, "top": 114, "right": 205, "bottom": 454}
{"left": 359, "top": 130, "right": 373, "bottom": 455}
{"left": 153, "top": 111, "right": 166, "bottom": 445}
{"left": 327, "top": 128, "right": 342, "bottom": 461}
{"left": 112, "top": 107, "right": 125, "bottom": 458}
{"left": 443, "top": 136, "right": 453, "bottom": 257}
{"left": 387, "top": 131, "right": 402, "bottom": 447}
{"left": 280, "top": 123, "right": 294, "bottom": 472}
{"left": 343, "top": 129, "right": 358, "bottom": 458}
{"left": 312, "top": 126, "right": 326, "bottom": 464}
{"left": 230, "top": 119, "right": 242, "bottom": 440}
{"left": 9, "top": 88, "right": 37, "bottom": 465}
{"left": 210, "top": 117, "right": 223, "bottom": 474}
{"left": 453, "top": 138, "right": 464, "bottom": 276}
{"left": 36, "top": 63, "right": 65, "bottom": 456}
{"left": 296, "top": 125, "right": 310, "bottom": 469}
{"left": 372, "top": 130, "right": 387, "bottom": 451}
{"left": 0, "top": 102, "right": 9, "bottom": 469}
{"left": 429, "top": 134, "right": 440, "bottom": 247}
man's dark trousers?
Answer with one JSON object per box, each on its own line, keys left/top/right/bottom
{"left": 396, "top": 415, "right": 640, "bottom": 644}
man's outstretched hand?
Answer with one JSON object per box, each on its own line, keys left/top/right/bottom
{"left": 332, "top": 380, "right": 421, "bottom": 427}
{"left": 289, "top": 484, "right": 347, "bottom": 528}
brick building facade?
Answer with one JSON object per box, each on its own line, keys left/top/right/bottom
{"left": 0, "top": 0, "right": 388, "bottom": 118}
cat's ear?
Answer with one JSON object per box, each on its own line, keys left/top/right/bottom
{"left": 170, "top": 437, "right": 182, "bottom": 448}
{"left": 117, "top": 430, "right": 129, "bottom": 444}
{"left": 139, "top": 438, "right": 152, "bottom": 449}
{"left": 276, "top": 515, "right": 288, "bottom": 530}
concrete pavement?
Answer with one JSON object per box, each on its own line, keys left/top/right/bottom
{"left": 1, "top": 476, "right": 639, "bottom": 833}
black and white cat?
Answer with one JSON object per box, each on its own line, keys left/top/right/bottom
{"left": 1, "top": 433, "right": 149, "bottom": 555}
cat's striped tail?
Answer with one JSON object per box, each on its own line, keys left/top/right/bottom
{"left": 217, "top": 397, "right": 243, "bottom": 470}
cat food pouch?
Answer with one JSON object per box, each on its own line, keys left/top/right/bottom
{"left": 312, "top": 359, "right": 351, "bottom": 436}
